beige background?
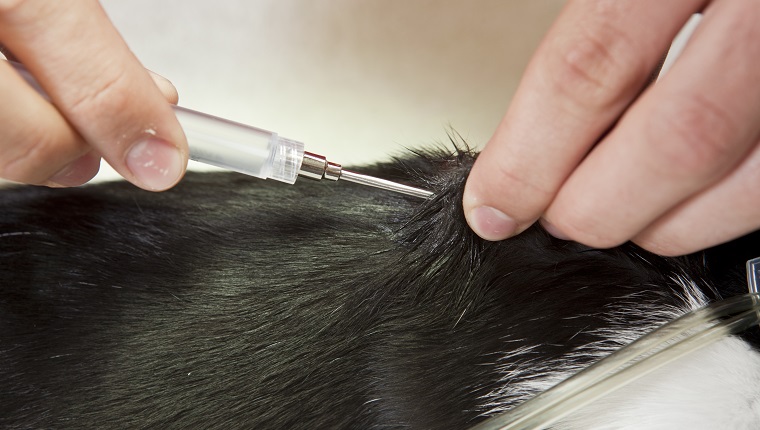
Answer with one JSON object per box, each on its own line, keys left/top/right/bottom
{"left": 91, "top": 0, "right": 565, "bottom": 181}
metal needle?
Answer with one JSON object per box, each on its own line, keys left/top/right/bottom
{"left": 339, "top": 170, "right": 434, "bottom": 199}
{"left": 298, "top": 152, "right": 434, "bottom": 199}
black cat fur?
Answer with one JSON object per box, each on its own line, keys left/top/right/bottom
{"left": 1, "top": 147, "right": 758, "bottom": 429}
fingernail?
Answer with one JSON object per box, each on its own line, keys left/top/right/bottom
{"left": 468, "top": 206, "right": 517, "bottom": 241}
{"left": 126, "top": 138, "right": 183, "bottom": 191}
{"left": 540, "top": 218, "right": 571, "bottom": 240}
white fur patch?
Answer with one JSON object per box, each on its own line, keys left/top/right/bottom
{"left": 478, "top": 274, "right": 760, "bottom": 428}
{"left": 557, "top": 336, "right": 760, "bottom": 430}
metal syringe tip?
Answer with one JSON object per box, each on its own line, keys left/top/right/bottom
{"left": 297, "top": 151, "right": 434, "bottom": 199}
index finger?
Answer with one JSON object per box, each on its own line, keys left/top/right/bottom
{"left": 0, "top": 0, "right": 187, "bottom": 191}
{"left": 463, "top": 0, "right": 704, "bottom": 240}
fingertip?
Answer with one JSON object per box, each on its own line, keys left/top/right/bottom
{"left": 148, "top": 69, "right": 179, "bottom": 105}
{"left": 463, "top": 173, "right": 517, "bottom": 241}
{"left": 46, "top": 152, "right": 101, "bottom": 187}
{"left": 633, "top": 219, "right": 709, "bottom": 257}
{"left": 539, "top": 218, "right": 572, "bottom": 241}
{"left": 463, "top": 142, "right": 542, "bottom": 241}
{"left": 633, "top": 235, "right": 689, "bottom": 257}
{"left": 540, "top": 210, "right": 628, "bottom": 249}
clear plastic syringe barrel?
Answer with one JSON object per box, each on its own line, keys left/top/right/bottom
{"left": 6, "top": 60, "right": 306, "bottom": 184}
{"left": 173, "top": 106, "right": 304, "bottom": 184}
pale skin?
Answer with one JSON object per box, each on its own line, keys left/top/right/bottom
{"left": 2, "top": 1, "right": 758, "bottom": 257}
{"left": 0, "top": 0, "right": 187, "bottom": 190}
{"left": 464, "top": 0, "right": 760, "bottom": 256}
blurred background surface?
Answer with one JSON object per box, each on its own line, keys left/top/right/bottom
{"left": 93, "top": 0, "right": 564, "bottom": 181}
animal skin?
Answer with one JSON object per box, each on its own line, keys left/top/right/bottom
{"left": 0, "top": 147, "right": 759, "bottom": 429}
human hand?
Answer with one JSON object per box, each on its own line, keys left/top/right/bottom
{"left": 463, "top": 1, "right": 760, "bottom": 256}
{"left": 0, "top": 0, "right": 187, "bottom": 190}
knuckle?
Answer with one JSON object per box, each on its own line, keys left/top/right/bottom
{"left": 548, "top": 19, "right": 644, "bottom": 112}
{"left": 648, "top": 94, "right": 737, "bottom": 177}
{"left": 66, "top": 67, "right": 132, "bottom": 121}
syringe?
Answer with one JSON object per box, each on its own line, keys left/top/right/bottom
{"left": 173, "top": 106, "right": 433, "bottom": 199}
{"left": 7, "top": 60, "right": 433, "bottom": 199}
